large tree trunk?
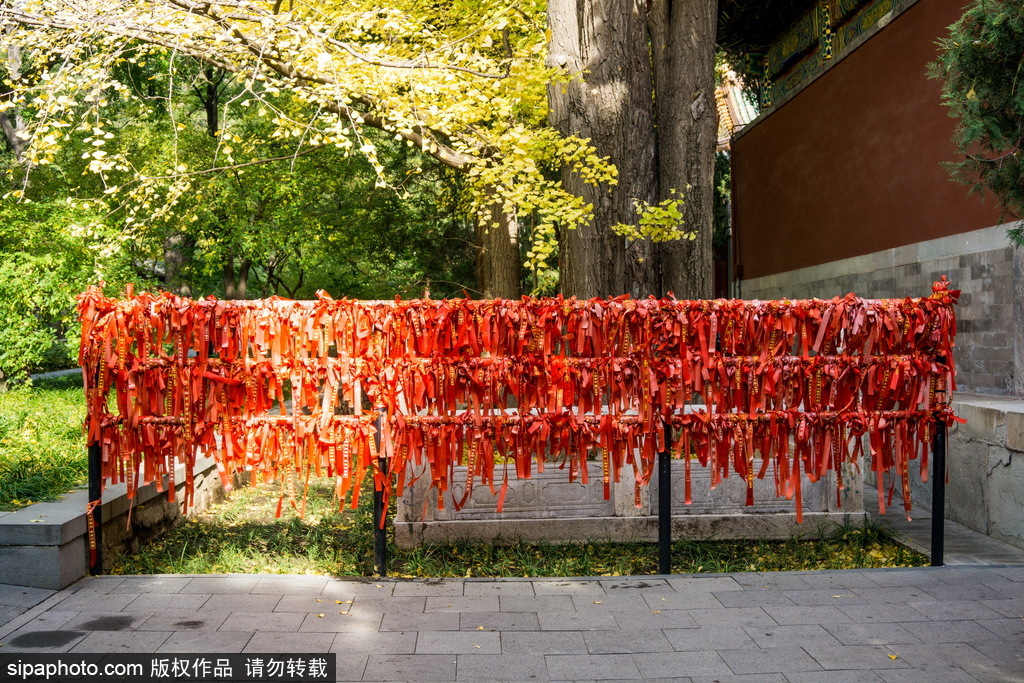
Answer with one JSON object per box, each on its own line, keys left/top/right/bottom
{"left": 475, "top": 196, "right": 521, "bottom": 298}
{"left": 648, "top": 0, "right": 718, "bottom": 299}
{"left": 548, "top": 0, "right": 659, "bottom": 298}
{"left": 164, "top": 233, "right": 194, "bottom": 296}
{"left": 0, "top": 42, "right": 27, "bottom": 160}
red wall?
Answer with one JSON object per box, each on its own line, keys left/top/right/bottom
{"left": 733, "top": 0, "right": 1003, "bottom": 280}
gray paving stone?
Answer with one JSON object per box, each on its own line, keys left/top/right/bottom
{"left": 545, "top": 653, "right": 641, "bottom": 680}
{"left": 994, "top": 567, "right": 1024, "bottom": 582}
{"left": 344, "top": 582, "right": 395, "bottom": 597}
{"left": 963, "top": 638, "right": 1024, "bottom": 671}
{"left": 52, "top": 592, "right": 138, "bottom": 611}
{"left": 874, "top": 642, "right": 997, "bottom": 679}
{"left": 122, "top": 592, "right": 210, "bottom": 611}
{"left": 537, "top": 610, "right": 618, "bottom": 631}
{"left": 392, "top": 581, "right": 464, "bottom": 597}
{"left": 115, "top": 577, "right": 191, "bottom": 594}
{"left": 363, "top": 654, "right": 457, "bottom": 681}
{"left": 4, "top": 609, "right": 76, "bottom": 633}
{"left": 352, "top": 596, "right": 425, "bottom": 612}
{"left": 199, "top": 594, "right": 282, "bottom": 613}
{"left": 874, "top": 667, "right": 977, "bottom": 682}
{"left": 821, "top": 623, "right": 923, "bottom": 646}
{"left": 425, "top": 596, "right": 499, "bottom": 612}
{"left": 533, "top": 580, "right": 604, "bottom": 596}
{"left": 275, "top": 594, "right": 344, "bottom": 612}
{"left": 642, "top": 591, "right": 723, "bottom": 610}
{"left": 180, "top": 576, "right": 261, "bottom": 594}
{"left": 332, "top": 653, "right": 369, "bottom": 682}
{"left": 380, "top": 611, "right": 460, "bottom": 632}
{"left": 600, "top": 578, "right": 673, "bottom": 593}
{"left": 667, "top": 576, "right": 743, "bottom": 592}
{"left": 68, "top": 630, "right": 171, "bottom": 652}
{"left": 848, "top": 587, "right": 937, "bottom": 604}
{"left": 690, "top": 675, "right": 786, "bottom": 683}
{"left": 632, "top": 650, "right": 733, "bottom": 678}
{"left": 219, "top": 611, "right": 305, "bottom": 632}
{"left": 718, "top": 646, "right": 822, "bottom": 675}
{"left": 976, "top": 616, "right": 1024, "bottom": 640}
{"left": 459, "top": 611, "right": 540, "bottom": 632}
{"left": 762, "top": 605, "right": 854, "bottom": 626}
{"left": 802, "top": 644, "right": 910, "bottom": 671}
{"left": 0, "top": 585, "right": 56, "bottom": 608}
{"left": 155, "top": 630, "right": 253, "bottom": 653}
{"left": 853, "top": 569, "right": 945, "bottom": 587}
{"left": 415, "top": 630, "right": 500, "bottom": 654}
{"left": 0, "top": 628, "right": 88, "bottom": 652}
{"left": 243, "top": 631, "right": 335, "bottom": 653}
{"left": 0, "top": 606, "right": 22, "bottom": 624}
{"left": 784, "top": 672, "right": 884, "bottom": 682}
{"left": 979, "top": 597, "right": 1024, "bottom": 618}
{"left": 299, "top": 610, "right": 383, "bottom": 633}
{"left": 905, "top": 599, "right": 1005, "bottom": 621}
{"left": 919, "top": 583, "right": 1015, "bottom": 602}
{"left": 687, "top": 607, "right": 777, "bottom": 628}
{"left": 500, "top": 595, "right": 574, "bottom": 613}
{"left": 572, "top": 594, "right": 651, "bottom": 612}
{"left": 796, "top": 572, "right": 882, "bottom": 590}
{"left": 740, "top": 624, "right": 840, "bottom": 649}
{"left": 330, "top": 631, "right": 417, "bottom": 655}
{"left": 137, "top": 610, "right": 228, "bottom": 632}
{"left": 733, "top": 573, "right": 811, "bottom": 591}
{"left": 66, "top": 576, "right": 125, "bottom": 594}
{"left": 250, "top": 576, "right": 330, "bottom": 594}
{"left": 663, "top": 626, "right": 757, "bottom": 652}
{"left": 502, "top": 630, "right": 588, "bottom": 656}
{"left": 835, "top": 604, "right": 929, "bottom": 623}
{"left": 318, "top": 580, "right": 371, "bottom": 599}
{"left": 582, "top": 629, "right": 674, "bottom": 654}
{"left": 782, "top": 590, "right": 868, "bottom": 607}
{"left": 899, "top": 619, "right": 1001, "bottom": 643}
{"left": 611, "top": 609, "right": 700, "bottom": 630}
{"left": 463, "top": 581, "right": 535, "bottom": 597}
{"left": 61, "top": 612, "right": 149, "bottom": 631}
{"left": 455, "top": 653, "right": 549, "bottom": 681}
{"left": 715, "top": 590, "right": 797, "bottom": 608}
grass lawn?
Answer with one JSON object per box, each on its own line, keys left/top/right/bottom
{"left": 0, "top": 373, "right": 87, "bottom": 511}
{"left": 109, "top": 477, "right": 928, "bottom": 577}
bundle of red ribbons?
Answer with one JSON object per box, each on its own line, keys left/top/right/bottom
{"left": 78, "top": 280, "right": 959, "bottom": 520}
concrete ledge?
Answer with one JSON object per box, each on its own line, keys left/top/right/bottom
{"left": 395, "top": 512, "right": 865, "bottom": 548}
{"left": 0, "top": 455, "right": 227, "bottom": 590}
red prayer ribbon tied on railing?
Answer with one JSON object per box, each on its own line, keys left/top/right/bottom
{"left": 78, "top": 280, "right": 959, "bottom": 519}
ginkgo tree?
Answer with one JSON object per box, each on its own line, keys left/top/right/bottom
{"left": 1, "top": 0, "right": 618, "bottom": 297}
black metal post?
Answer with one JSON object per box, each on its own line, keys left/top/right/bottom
{"left": 88, "top": 443, "right": 103, "bottom": 575}
{"left": 372, "top": 409, "right": 388, "bottom": 577}
{"left": 658, "top": 422, "right": 672, "bottom": 575}
{"left": 930, "top": 415, "right": 947, "bottom": 567}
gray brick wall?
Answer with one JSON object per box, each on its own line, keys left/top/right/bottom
{"left": 739, "top": 225, "right": 1017, "bottom": 396}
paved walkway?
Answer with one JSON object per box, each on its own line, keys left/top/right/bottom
{"left": 1, "top": 566, "right": 1022, "bottom": 681}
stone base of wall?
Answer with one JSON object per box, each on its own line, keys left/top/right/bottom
{"left": 872, "top": 394, "right": 1024, "bottom": 551}
{"left": 740, "top": 223, "right": 1018, "bottom": 395}
{"left": 395, "top": 459, "right": 864, "bottom": 548}
{"left": 0, "top": 455, "right": 231, "bottom": 589}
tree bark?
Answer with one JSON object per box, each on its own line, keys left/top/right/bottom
{"left": 0, "top": 42, "right": 27, "bottom": 160}
{"left": 164, "top": 233, "right": 194, "bottom": 296}
{"left": 547, "top": 0, "right": 659, "bottom": 298}
{"left": 648, "top": 0, "right": 718, "bottom": 299}
{"left": 474, "top": 196, "right": 521, "bottom": 299}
